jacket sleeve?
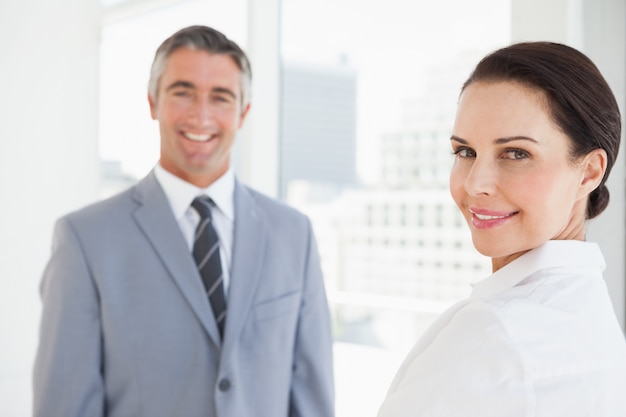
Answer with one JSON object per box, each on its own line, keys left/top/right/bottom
{"left": 289, "top": 218, "right": 335, "bottom": 417}
{"left": 33, "top": 217, "right": 105, "bottom": 417}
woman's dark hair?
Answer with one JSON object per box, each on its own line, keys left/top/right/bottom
{"left": 462, "top": 42, "right": 621, "bottom": 219}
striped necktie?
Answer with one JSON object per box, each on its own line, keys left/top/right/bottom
{"left": 191, "top": 196, "right": 227, "bottom": 338}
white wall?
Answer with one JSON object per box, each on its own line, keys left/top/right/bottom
{"left": 0, "top": 0, "right": 101, "bottom": 415}
{"left": 582, "top": 0, "right": 626, "bottom": 333}
{"left": 511, "top": 0, "right": 626, "bottom": 331}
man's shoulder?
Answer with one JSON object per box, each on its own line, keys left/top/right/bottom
{"left": 64, "top": 171, "right": 162, "bottom": 221}
{"left": 239, "top": 183, "right": 308, "bottom": 221}
{"left": 61, "top": 182, "right": 141, "bottom": 226}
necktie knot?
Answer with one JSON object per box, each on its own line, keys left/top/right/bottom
{"left": 192, "top": 196, "right": 214, "bottom": 221}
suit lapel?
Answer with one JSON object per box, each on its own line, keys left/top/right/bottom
{"left": 131, "top": 172, "right": 222, "bottom": 346}
{"left": 223, "top": 182, "right": 267, "bottom": 350}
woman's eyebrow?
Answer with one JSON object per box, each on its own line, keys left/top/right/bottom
{"left": 494, "top": 136, "right": 538, "bottom": 144}
{"left": 449, "top": 135, "right": 538, "bottom": 144}
{"left": 450, "top": 135, "right": 467, "bottom": 144}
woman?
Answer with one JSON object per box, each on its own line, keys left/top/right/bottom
{"left": 377, "top": 42, "right": 626, "bottom": 416}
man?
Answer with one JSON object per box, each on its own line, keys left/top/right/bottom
{"left": 33, "top": 25, "right": 334, "bottom": 417}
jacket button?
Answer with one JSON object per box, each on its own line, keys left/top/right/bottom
{"left": 218, "top": 378, "right": 231, "bottom": 392}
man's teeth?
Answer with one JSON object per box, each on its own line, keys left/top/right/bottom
{"left": 184, "top": 132, "right": 212, "bottom": 141}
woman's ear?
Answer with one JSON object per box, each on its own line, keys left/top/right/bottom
{"left": 578, "top": 148, "right": 607, "bottom": 198}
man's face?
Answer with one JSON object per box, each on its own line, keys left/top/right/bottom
{"left": 149, "top": 47, "right": 250, "bottom": 187}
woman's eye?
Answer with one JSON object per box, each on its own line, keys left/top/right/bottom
{"left": 503, "top": 149, "right": 529, "bottom": 160}
{"left": 454, "top": 147, "right": 476, "bottom": 158}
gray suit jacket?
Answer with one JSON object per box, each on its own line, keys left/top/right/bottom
{"left": 33, "top": 172, "right": 335, "bottom": 417}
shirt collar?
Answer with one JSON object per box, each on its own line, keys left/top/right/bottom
{"left": 471, "top": 240, "right": 605, "bottom": 299}
{"left": 153, "top": 163, "right": 235, "bottom": 221}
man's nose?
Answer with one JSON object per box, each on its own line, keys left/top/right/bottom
{"left": 191, "top": 99, "right": 215, "bottom": 126}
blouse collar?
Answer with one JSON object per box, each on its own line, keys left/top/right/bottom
{"left": 471, "top": 240, "right": 605, "bottom": 299}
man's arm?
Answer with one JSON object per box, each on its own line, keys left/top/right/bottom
{"left": 289, "top": 219, "right": 335, "bottom": 417}
{"left": 33, "top": 217, "right": 105, "bottom": 417}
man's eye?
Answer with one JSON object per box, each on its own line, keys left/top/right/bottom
{"left": 213, "top": 95, "right": 232, "bottom": 103}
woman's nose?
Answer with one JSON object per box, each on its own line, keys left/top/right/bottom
{"left": 464, "top": 158, "right": 497, "bottom": 196}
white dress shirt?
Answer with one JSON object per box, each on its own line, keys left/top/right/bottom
{"left": 154, "top": 164, "right": 234, "bottom": 294}
{"left": 378, "top": 240, "right": 626, "bottom": 417}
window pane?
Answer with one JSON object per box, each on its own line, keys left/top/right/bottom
{"left": 280, "top": 1, "right": 510, "bottom": 415}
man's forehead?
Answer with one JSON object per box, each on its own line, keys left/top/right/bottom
{"left": 160, "top": 51, "right": 242, "bottom": 85}
{"left": 165, "top": 48, "right": 241, "bottom": 72}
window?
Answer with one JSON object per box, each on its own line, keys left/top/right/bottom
{"left": 281, "top": 0, "right": 508, "bottom": 414}
{"left": 93, "top": 2, "right": 626, "bottom": 417}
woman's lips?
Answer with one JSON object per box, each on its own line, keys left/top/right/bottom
{"left": 469, "top": 207, "right": 518, "bottom": 229}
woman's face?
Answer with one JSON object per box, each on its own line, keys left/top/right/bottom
{"left": 450, "top": 81, "right": 604, "bottom": 272}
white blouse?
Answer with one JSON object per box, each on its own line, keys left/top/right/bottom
{"left": 378, "top": 240, "right": 626, "bottom": 417}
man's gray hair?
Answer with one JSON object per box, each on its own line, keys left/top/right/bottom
{"left": 148, "top": 25, "right": 252, "bottom": 106}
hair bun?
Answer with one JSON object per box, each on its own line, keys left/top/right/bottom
{"left": 587, "top": 184, "right": 610, "bottom": 219}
